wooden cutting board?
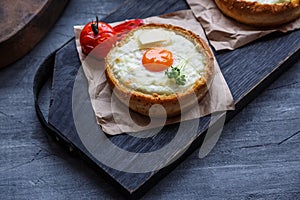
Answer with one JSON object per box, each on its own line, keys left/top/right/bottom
{"left": 0, "top": 0, "right": 68, "bottom": 68}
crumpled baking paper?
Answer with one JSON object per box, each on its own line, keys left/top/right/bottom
{"left": 186, "top": 0, "right": 300, "bottom": 50}
{"left": 74, "top": 10, "right": 235, "bottom": 135}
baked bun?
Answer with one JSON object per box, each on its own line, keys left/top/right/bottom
{"left": 214, "top": 0, "right": 300, "bottom": 27}
{"left": 105, "top": 24, "right": 214, "bottom": 117}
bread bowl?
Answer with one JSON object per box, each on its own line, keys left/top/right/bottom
{"left": 105, "top": 24, "right": 214, "bottom": 117}
{"left": 214, "top": 0, "right": 300, "bottom": 27}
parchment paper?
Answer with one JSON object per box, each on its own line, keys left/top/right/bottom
{"left": 186, "top": 0, "right": 300, "bottom": 50}
{"left": 74, "top": 10, "right": 235, "bottom": 135}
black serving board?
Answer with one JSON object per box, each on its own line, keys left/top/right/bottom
{"left": 37, "top": 0, "right": 300, "bottom": 199}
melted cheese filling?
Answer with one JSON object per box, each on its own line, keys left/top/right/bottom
{"left": 244, "top": 0, "right": 290, "bottom": 4}
{"left": 108, "top": 28, "right": 207, "bottom": 95}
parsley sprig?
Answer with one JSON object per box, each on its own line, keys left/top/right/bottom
{"left": 165, "top": 59, "right": 188, "bottom": 85}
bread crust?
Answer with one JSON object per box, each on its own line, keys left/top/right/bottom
{"left": 105, "top": 24, "right": 214, "bottom": 117}
{"left": 214, "top": 0, "right": 300, "bottom": 27}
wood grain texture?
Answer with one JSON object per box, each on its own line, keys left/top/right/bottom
{"left": 0, "top": 0, "right": 69, "bottom": 68}
{"left": 0, "top": 0, "right": 299, "bottom": 199}
{"left": 46, "top": 0, "right": 300, "bottom": 198}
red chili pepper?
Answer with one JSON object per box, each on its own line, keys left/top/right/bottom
{"left": 113, "top": 19, "right": 144, "bottom": 40}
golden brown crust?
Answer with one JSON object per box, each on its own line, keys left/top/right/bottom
{"left": 214, "top": 0, "right": 300, "bottom": 27}
{"left": 105, "top": 24, "right": 214, "bottom": 117}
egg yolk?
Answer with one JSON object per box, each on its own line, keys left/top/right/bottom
{"left": 142, "top": 48, "right": 173, "bottom": 72}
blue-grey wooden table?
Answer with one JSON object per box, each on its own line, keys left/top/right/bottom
{"left": 0, "top": 0, "right": 299, "bottom": 199}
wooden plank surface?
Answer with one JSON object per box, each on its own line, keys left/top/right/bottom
{"left": 47, "top": 0, "right": 300, "bottom": 198}
{"left": 0, "top": 0, "right": 299, "bottom": 199}
{"left": 0, "top": 0, "right": 69, "bottom": 68}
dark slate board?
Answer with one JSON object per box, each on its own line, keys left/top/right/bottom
{"left": 43, "top": 0, "right": 300, "bottom": 198}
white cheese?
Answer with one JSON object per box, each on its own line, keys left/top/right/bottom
{"left": 108, "top": 28, "right": 206, "bottom": 95}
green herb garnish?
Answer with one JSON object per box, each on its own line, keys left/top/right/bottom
{"left": 165, "top": 58, "right": 188, "bottom": 85}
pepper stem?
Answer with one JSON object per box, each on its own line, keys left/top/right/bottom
{"left": 91, "top": 16, "right": 99, "bottom": 35}
{"left": 96, "top": 16, "right": 99, "bottom": 30}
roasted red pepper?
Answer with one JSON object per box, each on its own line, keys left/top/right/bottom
{"left": 80, "top": 16, "right": 117, "bottom": 59}
{"left": 113, "top": 19, "right": 144, "bottom": 40}
{"left": 80, "top": 17, "right": 144, "bottom": 58}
